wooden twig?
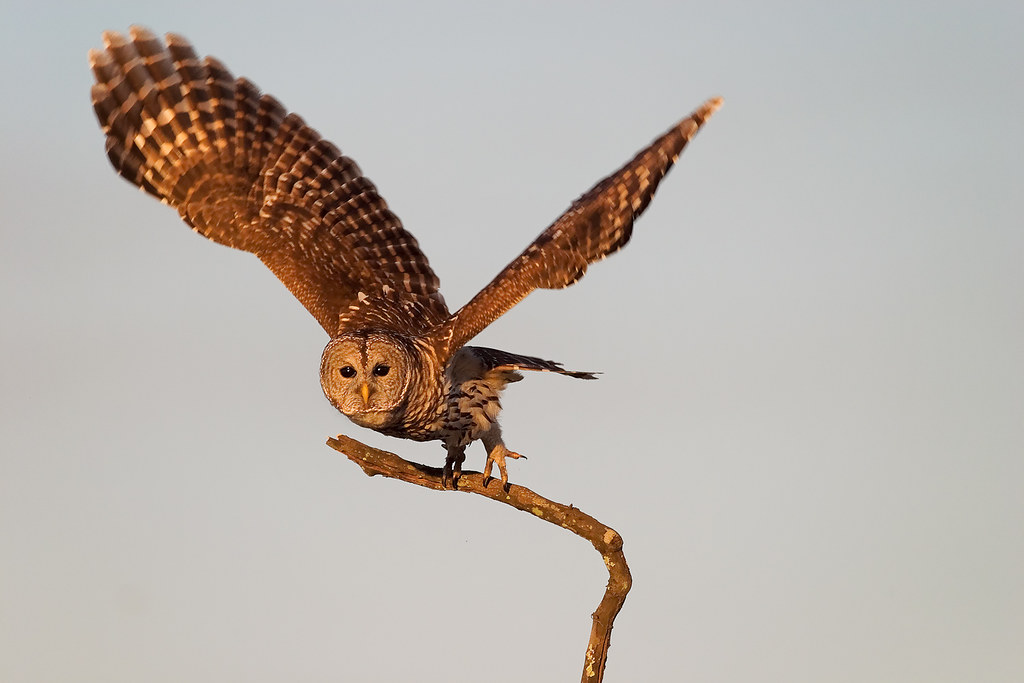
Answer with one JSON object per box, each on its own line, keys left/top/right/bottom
{"left": 326, "top": 434, "right": 632, "bottom": 683}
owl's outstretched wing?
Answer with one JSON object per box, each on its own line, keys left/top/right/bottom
{"left": 90, "top": 27, "right": 449, "bottom": 337}
{"left": 437, "top": 98, "right": 721, "bottom": 353}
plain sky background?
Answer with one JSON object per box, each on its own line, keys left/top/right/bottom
{"left": 1, "top": 1, "right": 1021, "bottom": 681}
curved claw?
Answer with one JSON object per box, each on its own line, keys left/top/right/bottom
{"left": 442, "top": 445, "right": 465, "bottom": 490}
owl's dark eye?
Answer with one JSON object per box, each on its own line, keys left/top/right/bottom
{"left": 339, "top": 365, "right": 357, "bottom": 378}
{"left": 373, "top": 364, "right": 390, "bottom": 377}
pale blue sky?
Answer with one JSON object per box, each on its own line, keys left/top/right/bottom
{"left": 2, "top": 1, "right": 1022, "bottom": 682}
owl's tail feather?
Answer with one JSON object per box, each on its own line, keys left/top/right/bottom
{"left": 468, "top": 346, "right": 598, "bottom": 380}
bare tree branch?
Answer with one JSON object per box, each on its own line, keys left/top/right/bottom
{"left": 326, "top": 434, "right": 632, "bottom": 683}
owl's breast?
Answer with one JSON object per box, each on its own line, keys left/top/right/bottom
{"left": 372, "top": 369, "right": 449, "bottom": 442}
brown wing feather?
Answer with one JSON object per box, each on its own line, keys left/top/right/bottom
{"left": 438, "top": 97, "right": 722, "bottom": 352}
{"left": 90, "top": 27, "right": 449, "bottom": 336}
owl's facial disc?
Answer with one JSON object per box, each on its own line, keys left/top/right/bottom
{"left": 320, "top": 334, "right": 410, "bottom": 429}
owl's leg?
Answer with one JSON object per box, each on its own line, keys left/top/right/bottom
{"left": 442, "top": 443, "right": 466, "bottom": 489}
{"left": 481, "top": 427, "right": 526, "bottom": 490}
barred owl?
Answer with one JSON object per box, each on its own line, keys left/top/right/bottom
{"left": 90, "top": 27, "right": 721, "bottom": 488}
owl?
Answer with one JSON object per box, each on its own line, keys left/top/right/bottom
{"left": 90, "top": 27, "right": 721, "bottom": 488}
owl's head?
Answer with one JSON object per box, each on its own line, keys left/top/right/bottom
{"left": 320, "top": 332, "right": 415, "bottom": 429}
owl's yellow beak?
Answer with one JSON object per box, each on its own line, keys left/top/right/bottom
{"left": 360, "top": 382, "right": 370, "bottom": 407}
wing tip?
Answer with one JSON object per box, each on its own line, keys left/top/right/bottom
{"left": 669, "top": 95, "right": 724, "bottom": 143}
{"left": 693, "top": 96, "right": 724, "bottom": 127}
{"left": 101, "top": 29, "right": 127, "bottom": 50}
{"left": 128, "top": 25, "right": 157, "bottom": 42}
{"left": 87, "top": 47, "right": 107, "bottom": 69}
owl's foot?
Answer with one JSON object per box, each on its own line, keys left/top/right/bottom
{"left": 483, "top": 444, "right": 526, "bottom": 490}
{"left": 442, "top": 446, "right": 466, "bottom": 489}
